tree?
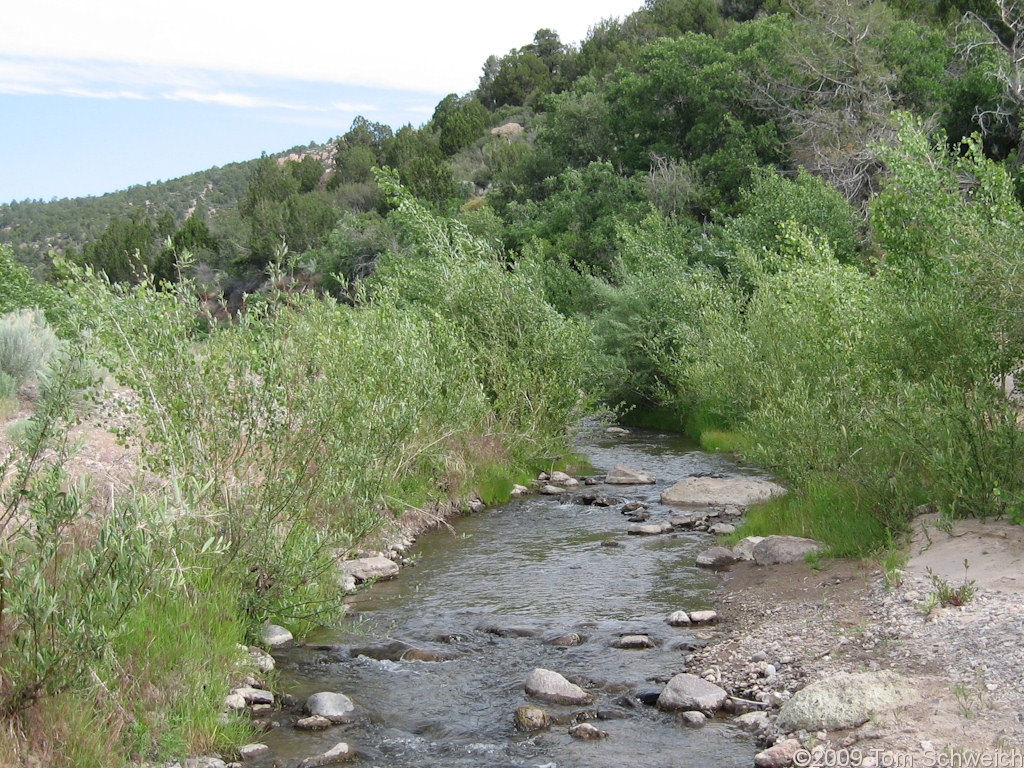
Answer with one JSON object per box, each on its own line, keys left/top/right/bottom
{"left": 79, "top": 211, "right": 155, "bottom": 283}
{"left": 289, "top": 155, "right": 324, "bottom": 193}
{"left": 432, "top": 94, "right": 489, "bottom": 155}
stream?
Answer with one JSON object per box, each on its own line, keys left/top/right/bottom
{"left": 263, "top": 427, "right": 765, "bottom": 767}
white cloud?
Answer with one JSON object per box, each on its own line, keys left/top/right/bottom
{"left": 1, "top": 0, "right": 643, "bottom": 94}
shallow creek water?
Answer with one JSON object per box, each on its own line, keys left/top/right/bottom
{"left": 264, "top": 428, "right": 765, "bottom": 767}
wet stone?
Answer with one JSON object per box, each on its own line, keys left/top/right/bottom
{"left": 568, "top": 722, "right": 608, "bottom": 740}
{"left": 612, "top": 634, "right": 656, "bottom": 649}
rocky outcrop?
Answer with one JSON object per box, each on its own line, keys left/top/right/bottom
{"left": 524, "top": 668, "right": 592, "bottom": 705}
{"left": 661, "top": 476, "right": 786, "bottom": 507}
{"left": 774, "top": 671, "right": 917, "bottom": 732}
{"left": 656, "top": 673, "right": 728, "bottom": 712}
{"left": 752, "top": 535, "right": 824, "bottom": 566}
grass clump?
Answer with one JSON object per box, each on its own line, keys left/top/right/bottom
{"left": 699, "top": 429, "right": 750, "bottom": 453}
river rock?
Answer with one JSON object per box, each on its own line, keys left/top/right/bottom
{"left": 525, "top": 668, "right": 593, "bottom": 705}
{"left": 232, "top": 686, "right": 274, "bottom": 706}
{"left": 295, "top": 715, "right": 332, "bottom": 731}
{"left": 688, "top": 610, "right": 717, "bottom": 623}
{"left": 339, "top": 555, "right": 400, "bottom": 583}
{"left": 514, "top": 705, "right": 551, "bottom": 732}
{"left": 628, "top": 522, "right": 672, "bottom": 535}
{"left": 297, "top": 740, "right": 354, "bottom": 767}
{"left": 510, "top": 484, "right": 530, "bottom": 497}
{"left": 709, "top": 522, "right": 736, "bottom": 535}
{"left": 735, "top": 710, "right": 770, "bottom": 733}
{"left": 549, "top": 632, "right": 584, "bottom": 646}
{"left": 775, "top": 671, "right": 917, "bottom": 732}
{"left": 613, "top": 634, "right": 656, "bottom": 649}
{"left": 540, "top": 484, "right": 567, "bottom": 495}
{"left": 661, "top": 476, "right": 786, "bottom": 507}
{"left": 239, "top": 744, "right": 269, "bottom": 761}
{"left": 304, "top": 692, "right": 356, "bottom": 723}
{"left": 468, "top": 498, "right": 486, "bottom": 513}
{"left": 350, "top": 640, "right": 447, "bottom": 662}
{"left": 666, "top": 610, "right": 691, "bottom": 626}
{"left": 260, "top": 623, "right": 292, "bottom": 648}
{"left": 732, "top": 536, "right": 766, "bottom": 561}
{"left": 695, "top": 546, "right": 738, "bottom": 568}
{"left": 605, "top": 426, "right": 630, "bottom": 435}
{"left": 680, "top": 710, "right": 707, "bottom": 727}
{"left": 223, "top": 693, "right": 247, "bottom": 710}
{"left": 592, "top": 496, "right": 620, "bottom": 507}
{"left": 752, "top": 535, "right": 824, "bottom": 566}
{"left": 754, "top": 738, "right": 802, "bottom": 768}
{"left": 550, "top": 471, "right": 574, "bottom": 485}
{"left": 657, "top": 673, "right": 728, "bottom": 712}
{"left": 568, "top": 722, "right": 608, "bottom": 740}
{"left": 247, "top": 646, "right": 275, "bottom": 672}
{"left": 605, "top": 464, "right": 656, "bottom": 484}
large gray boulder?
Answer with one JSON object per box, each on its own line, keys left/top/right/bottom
{"left": 752, "top": 535, "right": 824, "bottom": 565}
{"left": 304, "top": 691, "right": 356, "bottom": 723}
{"left": 661, "top": 476, "right": 786, "bottom": 507}
{"left": 605, "top": 464, "right": 656, "bottom": 484}
{"left": 732, "top": 536, "right": 766, "bottom": 561}
{"left": 656, "top": 673, "right": 728, "bottom": 712}
{"left": 775, "top": 671, "right": 917, "bottom": 732}
{"left": 524, "top": 668, "right": 593, "bottom": 705}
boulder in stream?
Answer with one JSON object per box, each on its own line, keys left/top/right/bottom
{"left": 524, "top": 668, "right": 593, "bottom": 705}
{"left": 695, "top": 546, "right": 738, "bottom": 569}
{"left": 304, "top": 692, "right": 356, "bottom": 723}
{"left": 297, "top": 740, "right": 354, "bottom": 767}
{"left": 661, "top": 476, "right": 786, "bottom": 507}
{"left": 657, "top": 673, "right": 728, "bottom": 712}
{"left": 338, "top": 555, "right": 399, "bottom": 584}
{"left": 605, "top": 464, "right": 656, "bottom": 484}
{"left": 514, "top": 705, "right": 551, "bottom": 732}
{"left": 568, "top": 722, "right": 608, "bottom": 739}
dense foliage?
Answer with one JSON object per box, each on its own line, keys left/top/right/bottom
{"left": 6, "top": 0, "right": 1024, "bottom": 763}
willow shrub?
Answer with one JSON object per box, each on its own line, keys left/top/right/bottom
{"left": 72, "top": 176, "right": 588, "bottom": 636}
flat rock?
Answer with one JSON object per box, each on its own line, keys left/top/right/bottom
{"left": 297, "top": 741, "right": 354, "bottom": 767}
{"left": 605, "top": 464, "right": 656, "bottom": 484}
{"left": 260, "top": 624, "right": 292, "bottom": 648}
{"left": 540, "top": 484, "right": 567, "bottom": 495}
{"left": 688, "top": 610, "right": 717, "bottom": 624}
{"left": 613, "top": 634, "right": 656, "bottom": 649}
{"left": 666, "top": 610, "right": 691, "bottom": 626}
{"left": 223, "top": 693, "right": 246, "bottom": 710}
{"left": 661, "top": 476, "right": 786, "bottom": 507}
{"left": 709, "top": 522, "right": 736, "bottom": 535}
{"left": 755, "top": 738, "right": 802, "bottom": 768}
{"left": 732, "top": 536, "right": 766, "bottom": 561}
{"left": 605, "top": 426, "right": 630, "bottom": 435}
{"left": 510, "top": 484, "right": 530, "bottom": 497}
{"left": 775, "top": 671, "right": 917, "bottom": 732}
{"left": 304, "top": 692, "right": 356, "bottom": 723}
{"left": 695, "top": 546, "right": 738, "bottom": 568}
{"left": 628, "top": 522, "right": 672, "bottom": 535}
{"left": 295, "top": 715, "right": 332, "bottom": 731}
{"left": 525, "top": 668, "right": 593, "bottom": 705}
{"left": 657, "top": 673, "right": 728, "bottom": 712}
{"left": 514, "top": 705, "right": 551, "bottom": 732}
{"left": 338, "top": 555, "right": 399, "bottom": 583}
{"left": 549, "top": 471, "right": 574, "bottom": 484}
{"left": 239, "top": 744, "right": 269, "bottom": 761}
{"left": 752, "top": 535, "right": 824, "bottom": 566}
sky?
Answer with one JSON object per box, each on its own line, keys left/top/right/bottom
{"left": 0, "top": 0, "right": 645, "bottom": 204}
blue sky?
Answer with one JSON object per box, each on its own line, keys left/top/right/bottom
{"left": 0, "top": 0, "right": 644, "bottom": 204}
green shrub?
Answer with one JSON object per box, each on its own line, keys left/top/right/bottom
{"left": 0, "top": 308, "right": 60, "bottom": 385}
